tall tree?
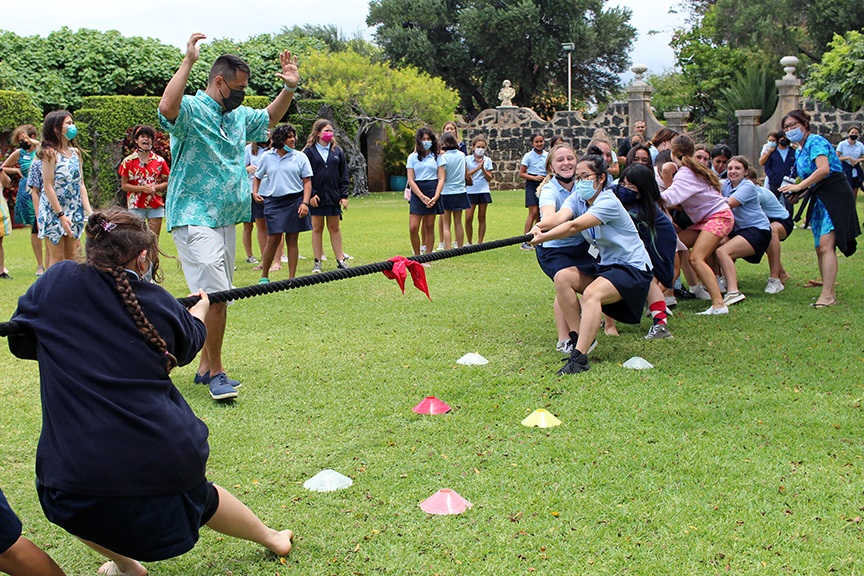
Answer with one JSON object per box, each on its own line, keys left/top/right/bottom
{"left": 366, "top": 0, "right": 635, "bottom": 118}
{"left": 805, "top": 30, "right": 864, "bottom": 112}
{"left": 303, "top": 49, "right": 459, "bottom": 195}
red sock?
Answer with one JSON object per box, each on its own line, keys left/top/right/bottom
{"left": 649, "top": 301, "right": 667, "bottom": 325}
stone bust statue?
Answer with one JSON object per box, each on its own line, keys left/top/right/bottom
{"left": 498, "top": 80, "right": 516, "bottom": 107}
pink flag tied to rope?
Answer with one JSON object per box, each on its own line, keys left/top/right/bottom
{"left": 382, "top": 256, "right": 431, "bottom": 300}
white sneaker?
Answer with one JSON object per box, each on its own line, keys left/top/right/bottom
{"left": 723, "top": 291, "right": 746, "bottom": 305}
{"left": 765, "top": 278, "right": 784, "bottom": 294}
{"left": 717, "top": 276, "right": 727, "bottom": 293}
{"left": 556, "top": 339, "right": 574, "bottom": 354}
{"left": 436, "top": 242, "right": 445, "bottom": 251}
{"left": 281, "top": 255, "right": 289, "bottom": 263}
{"left": 696, "top": 305, "right": 729, "bottom": 315}
{"left": 420, "top": 245, "right": 427, "bottom": 254}
{"left": 298, "top": 254, "right": 307, "bottom": 260}
{"left": 452, "top": 242, "right": 458, "bottom": 248}
{"left": 321, "top": 254, "right": 328, "bottom": 261}
{"left": 690, "top": 284, "right": 712, "bottom": 300}
{"left": 664, "top": 296, "right": 678, "bottom": 308}
{"left": 343, "top": 253, "right": 354, "bottom": 260}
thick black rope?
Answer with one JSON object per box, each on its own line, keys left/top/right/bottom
{"left": 0, "top": 234, "right": 533, "bottom": 338}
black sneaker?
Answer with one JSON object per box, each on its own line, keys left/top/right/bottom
{"left": 674, "top": 287, "right": 696, "bottom": 300}
{"left": 556, "top": 349, "right": 591, "bottom": 375}
{"left": 0, "top": 272, "right": 11, "bottom": 280}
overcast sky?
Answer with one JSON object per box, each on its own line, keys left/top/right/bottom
{"left": 2, "top": 0, "right": 686, "bottom": 85}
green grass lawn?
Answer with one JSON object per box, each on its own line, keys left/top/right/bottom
{"left": 1, "top": 191, "right": 863, "bottom": 575}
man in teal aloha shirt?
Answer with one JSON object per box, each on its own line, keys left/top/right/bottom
{"left": 158, "top": 32, "right": 300, "bottom": 401}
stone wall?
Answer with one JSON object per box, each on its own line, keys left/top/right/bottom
{"left": 458, "top": 103, "right": 629, "bottom": 190}
{"left": 804, "top": 99, "right": 864, "bottom": 144}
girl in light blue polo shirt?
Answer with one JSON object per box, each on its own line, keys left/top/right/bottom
{"left": 715, "top": 156, "right": 773, "bottom": 306}
{"left": 530, "top": 151, "right": 653, "bottom": 375}
{"left": 518, "top": 133, "right": 547, "bottom": 250}
{"left": 253, "top": 124, "right": 312, "bottom": 282}
{"left": 465, "top": 135, "right": 494, "bottom": 244}
{"left": 439, "top": 132, "right": 471, "bottom": 248}
{"left": 406, "top": 127, "right": 445, "bottom": 256}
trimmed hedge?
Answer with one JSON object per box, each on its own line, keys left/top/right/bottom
{"left": 0, "top": 90, "right": 43, "bottom": 132}
{"left": 76, "top": 94, "right": 352, "bottom": 206}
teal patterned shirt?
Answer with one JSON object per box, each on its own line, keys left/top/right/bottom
{"left": 159, "top": 90, "right": 269, "bottom": 231}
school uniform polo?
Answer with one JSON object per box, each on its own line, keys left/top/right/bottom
{"left": 254, "top": 149, "right": 313, "bottom": 197}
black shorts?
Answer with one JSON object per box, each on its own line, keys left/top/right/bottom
{"left": 38, "top": 479, "right": 219, "bottom": 562}
{"left": 468, "top": 192, "right": 492, "bottom": 205}
{"left": 535, "top": 244, "right": 600, "bottom": 281}
{"left": 597, "top": 263, "right": 654, "bottom": 324}
{"left": 309, "top": 203, "right": 343, "bottom": 217}
{"left": 768, "top": 216, "right": 793, "bottom": 239}
{"left": 0, "top": 488, "right": 22, "bottom": 554}
{"left": 731, "top": 226, "right": 773, "bottom": 264}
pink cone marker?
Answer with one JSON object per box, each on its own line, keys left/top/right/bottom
{"left": 419, "top": 489, "right": 473, "bottom": 515}
{"left": 412, "top": 396, "right": 451, "bottom": 414}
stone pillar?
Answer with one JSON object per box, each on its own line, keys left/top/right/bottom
{"left": 776, "top": 56, "right": 802, "bottom": 121}
{"left": 366, "top": 123, "right": 387, "bottom": 192}
{"left": 664, "top": 111, "right": 690, "bottom": 134}
{"left": 626, "top": 64, "right": 662, "bottom": 136}
{"left": 735, "top": 110, "right": 762, "bottom": 167}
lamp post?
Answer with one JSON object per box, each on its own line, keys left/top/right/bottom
{"left": 561, "top": 42, "right": 575, "bottom": 111}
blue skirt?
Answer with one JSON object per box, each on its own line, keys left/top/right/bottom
{"left": 309, "top": 204, "right": 343, "bottom": 217}
{"left": 597, "top": 263, "right": 654, "bottom": 324}
{"left": 0, "top": 488, "right": 22, "bottom": 554}
{"left": 535, "top": 244, "right": 600, "bottom": 281}
{"left": 264, "top": 193, "right": 312, "bottom": 234}
{"left": 441, "top": 193, "right": 471, "bottom": 212}
{"left": 409, "top": 180, "right": 445, "bottom": 215}
{"left": 38, "top": 479, "right": 219, "bottom": 562}
{"left": 468, "top": 192, "right": 492, "bottom": 205}
{"left": 525, "top": 179, "right": 540, "bottom": 207}
{"left": 250, "top": 197, "right": 265, "bottom": 221}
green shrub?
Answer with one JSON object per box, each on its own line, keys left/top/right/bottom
{"left": 0, "top": 90, "right": 42, "bottom": 132}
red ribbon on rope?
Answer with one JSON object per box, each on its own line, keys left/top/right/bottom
{"left": 382, "top": 256, "right": 431, "bottom": 300}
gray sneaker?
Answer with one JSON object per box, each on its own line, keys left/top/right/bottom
{"left": 312, "top": 260, "right": 323, "bottom": 274}
{"left": 723, "top": 291, "right": 746, "bottom": 305}
{"left": 690, "top": 284, "right": 712, "bottom": 300}
{"left": 520, "top": 242, "right": 535, "bottom": 251}
{"left": 765, "top": 277, "right": 784, "bottom": 294}
{"left": 645, "top": 324, "right": 673, "bottom": 339}
{"left": 337, "top": 260, "right": 350, "bottom": 270}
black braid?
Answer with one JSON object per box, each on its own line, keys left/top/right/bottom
{"left": 110, "top": 266, "right": 178, "bottom": 374}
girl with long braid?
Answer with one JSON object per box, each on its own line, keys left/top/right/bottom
{"left": 9, "top": 209, "right": 294, "bottom": 576}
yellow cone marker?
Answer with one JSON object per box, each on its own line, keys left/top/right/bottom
{"left": 521, "top": 408, "right": 561, "bottom": 428}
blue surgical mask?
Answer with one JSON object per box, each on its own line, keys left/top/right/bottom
{"left": 768, "top": 141, "right": 777, "bottom": 148}
{"left": 65, "top": 124, "right": 78, "bottom": 140}
{"left": 785, "top": 127, "right": 804, "bottom": 143}
{"left": 283, "top": 145, "right": 292, "bottom": 153}
{"left": 141, "top": 260, "right": 153, "bottom": 283}
{"left": 615, "top": 185, "right": 639, "bottom": 205}
{"left": 422, "top": 141, "right": 432, "bottom": 151}
{"left": 575, "top": 180, "right": 597, "bottom": 201}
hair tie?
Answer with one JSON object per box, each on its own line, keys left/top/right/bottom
{"left": 101, "top": 220, "right": 117, "bottom": 232}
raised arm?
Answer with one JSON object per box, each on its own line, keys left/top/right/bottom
{"left": 159, "top": 33, "right": 205, "bottom": 122}
{"left": 266, "top": 51, "right": 300, "bottom": 128}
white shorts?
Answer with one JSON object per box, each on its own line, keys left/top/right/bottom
{"left": 172, "top": 225, "right": 236, "bottom": 294}
{"left": 130, "top": 207, "right": 165, "bottom": 219}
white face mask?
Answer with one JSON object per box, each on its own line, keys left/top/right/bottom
{"left": 474, "top": 148, "right": 485, "bottom": 157}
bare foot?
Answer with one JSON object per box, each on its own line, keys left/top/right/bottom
{"left": 98, "top": 560, "right": 147, "bottom": 576}
{"left": 265, "top": 529, "right": 294, "bottom": 556}
{"left": 779, "top": 271, "right": 791, "bottom": 284}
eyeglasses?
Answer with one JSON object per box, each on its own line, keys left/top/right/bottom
{"left": 575, "top": 174, "right": 599, "bottom": 183}
{"left": 782, "top": 120, "right": 801, "bottom": 131}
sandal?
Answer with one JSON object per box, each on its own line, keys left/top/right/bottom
{"left": 810, "top": 301, "right": 837, "bottom": 308}
{"left": 35, "top": 266, "right": 45, "bottom": 277}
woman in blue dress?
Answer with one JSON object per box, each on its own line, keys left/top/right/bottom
{"left": 37, "top": 111, "right": 92, "bottom": 267}
{"left": 779, "top": 109, "right": 861, "bottom": 308}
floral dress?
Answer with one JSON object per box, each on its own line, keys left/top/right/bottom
{"left": 37, "top": 151, "right": 85, "bottom": 243}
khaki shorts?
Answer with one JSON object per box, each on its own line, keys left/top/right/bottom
{"left": 172, "top": 225, "right": 236, "bottom": 294}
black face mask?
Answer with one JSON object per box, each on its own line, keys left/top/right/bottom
{"left": 851, "top": 134, "right": 860, "bottom": 141}
{"left": 779, "top": 138, "right": 790, "bottom": 147}
{"left": 555, "top": 174, "right": 574, "bottom": 184}
{"left": 220, "top": 84, "right": 246, "bottom": 112}
{"left": 19, "top": 141, "right": 30, "bottom": 151}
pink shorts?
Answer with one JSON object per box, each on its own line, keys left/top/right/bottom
{"left": 692, "top": 209, "right": 734, "bottom": 238}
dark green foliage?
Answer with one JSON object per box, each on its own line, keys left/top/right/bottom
{"left": 805, "top": 31, "right": 864, "bottom": 112}
{"left": 0, "top": 90, "right": 42, "bottom": 132}
{"left": 366, "top": 0, "right": 636, "bottom": 118}
{"left": 717, "top": 67, "right": 778, "bottom": 122}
